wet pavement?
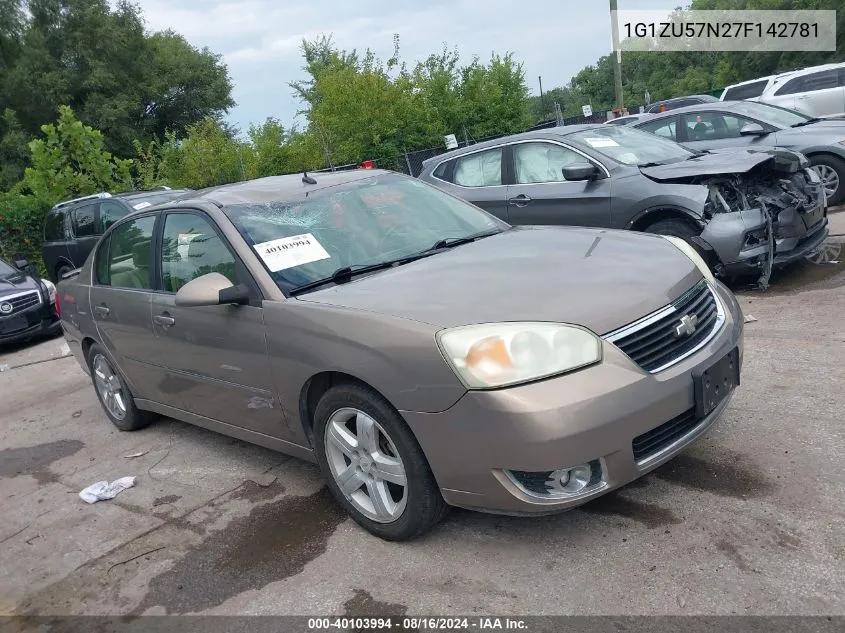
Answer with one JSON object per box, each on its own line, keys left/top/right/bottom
{"left": 1, "top": 222, "right": 844, "bottom": 617}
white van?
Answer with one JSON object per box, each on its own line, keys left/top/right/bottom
{"left": 720, "top": 75, "right": 784, "bottom": 102}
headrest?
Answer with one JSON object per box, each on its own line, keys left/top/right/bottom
{"left": 132, "top": 241, "right": 151, "bottom": 268}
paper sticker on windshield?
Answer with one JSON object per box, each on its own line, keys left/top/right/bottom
{"left": 583, "top": 137, "right": 619, "bottom": 148}
{"left": 133, "top": 201, "right": 152, "bottom": 210}
{"left": 254, "top": 233, "right": 330, "bottom": 272}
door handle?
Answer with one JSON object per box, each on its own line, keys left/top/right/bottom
{"left": 94, "top": 305, "right": 110, "bottom": 318}
{"left": 153, "top": 314, "right": 175, "bottom": 328}
{"left": 508, "top": 194, "right": 532, "bottom": 207}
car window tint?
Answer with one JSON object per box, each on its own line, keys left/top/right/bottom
{"left": 639, "top": 118, "right": 678, "bottom": 140}
{"left": 432, "top": 160, "right": 449, "bottom": 180}
{"left": 98, "top": 200, "right": 128, "bottom": 233}
{"left": 98, "top": 216, "right": 156, "bottom": 289}
{"left": 161, "top": 213, "right": 237, "bottom": 293}
{"left": 44, "top": 211, "right": 65, "bottom": 241}
{"left": 453, "top": 148, "right": 502, "bottom": 187}
{"left": 802, "top": 69, "right": 840, "bottom": 92}
{"left": 723, "top": 80, "right": 769, "bottom": 101}
{"left": 73, "top": 204, "right": 97, "bottom": 237}
{"left": 513, "top": 142, "right": 587, "bottom": 183}
{"left": 774, "top": 76, "right": 804, "bottom": 96}
{"left": 95, "top": 236, "right": 111, "bottom": 285}
{"left": 685, "top": 112, "right": 750, "bottom": 141}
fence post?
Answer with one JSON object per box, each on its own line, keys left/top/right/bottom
{"left": 404, "top": 150, "right": 414, "bottom": 177}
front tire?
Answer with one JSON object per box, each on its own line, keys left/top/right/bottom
{"left": 86, "top": 343, "right": 154, "bottom": 431}
{"left": 809, "top": 155, "right": 845, "bottom": 206}
{"left": 313, "top": 383, "right": 448, "bottom": 541}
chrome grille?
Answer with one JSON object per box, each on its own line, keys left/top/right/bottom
{"left": 1, "top": 290, "right": 41, "bottom": 315}
{"left": 605, "top": 280, "right": 723, "bottom": 373}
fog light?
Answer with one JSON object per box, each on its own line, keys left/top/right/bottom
{"left": 550, "top": 464, "right": 593, "bottom": 494}
{"left": 507, "top": 459, "right": 604, "bottom": 499}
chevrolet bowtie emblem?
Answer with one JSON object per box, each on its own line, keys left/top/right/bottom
{"left": 674, "top": 314, "right": 698, "bottom": 338}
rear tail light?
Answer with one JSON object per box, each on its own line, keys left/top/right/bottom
{"left": 360, "top": 160, "right": 374, "bottom": 169}
{"left": 55, "top": 292, "right": 61, "bottom": 317}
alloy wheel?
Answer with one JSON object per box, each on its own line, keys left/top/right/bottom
{"left": 324, "top": 407, "right": 408, "bottom": 523}
{"left": 813, "top": 164, "right": 840, "bottom": 200}
{"left": 92, "top": 354, "right": 127, "bottom": 420}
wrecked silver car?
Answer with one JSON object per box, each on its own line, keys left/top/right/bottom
{"left": 419, "top": 124, "right": 828, "bottom": 288}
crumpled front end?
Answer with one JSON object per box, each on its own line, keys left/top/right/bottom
{"left": 690, "top": 155, "right": 827, "bottom": 289}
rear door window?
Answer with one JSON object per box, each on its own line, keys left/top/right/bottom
{"left": 96, "top": 216, "right": 156, "bottom": 289}
{"left": 801, "top": 69, "right": 840, "bottom": 93}
{"left": 72, "top": 204, "right": 97, "bottom": 237}
{"left": 453, "top": 148, "right": 503, "bottom": 187}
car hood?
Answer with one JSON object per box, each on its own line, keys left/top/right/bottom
{"left": 780, "top": 119, "right": 845, "bottom": 139}
{"left": 297, "top": 226, "right": 702, "bottom": 335}
{"left": 0, "top": 274, "right": 38, "bottom": 296}
{"left": 640, "top": 148, "right": 805, "bottom": 181}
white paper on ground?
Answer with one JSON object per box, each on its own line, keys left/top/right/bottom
{"left": 79, "top": 476, "right": 137, "bottom": 503}
{"left": 253, "top": 233, "right": 331, "bottom": 272}
{"left": 744, "top": 314, "right": 758, "bottom": 323}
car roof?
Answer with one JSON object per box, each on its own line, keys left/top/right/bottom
{"left": 632, "top": 100, "right": 760, "bottom": 121}
{"left": 421, "top": 125, "right": 606, "bottom": 166}
{"left": 173, "top": 169, "right": 393, "bottom": 207}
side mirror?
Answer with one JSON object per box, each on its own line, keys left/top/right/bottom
{"left": 175, "top": 272, "right": 250, "bottom": 307}
{"left": 562, "top": 162, "right": 599, "bottom": 181}
{"left": 13, "top": 257, "right": 30, "bottom": 270}
{"left": 739, "top": 123, "right": 768, "bottom": 136}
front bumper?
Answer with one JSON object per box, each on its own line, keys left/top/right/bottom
{"left": 0, "top": 303, "right": 61, "bottom": 344}
{"left": 401, "top": 282, "right": 744, "bottom": 515}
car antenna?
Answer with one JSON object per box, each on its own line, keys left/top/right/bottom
{"left": 302, "top": 170, "right": 317, "bottom": 185}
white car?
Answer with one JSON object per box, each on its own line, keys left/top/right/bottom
{"left": 720, "top": 75, "right": 783, "bottom": 102}
{"left": 758, "top": 62, "right": 845, "bottom": 119}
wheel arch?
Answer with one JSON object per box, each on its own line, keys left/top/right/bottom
{"left": 298, "top": 371, "right": 394, "bottom": 447}
{"left": 627, "top": 206, "right": 704, "bottom": 232}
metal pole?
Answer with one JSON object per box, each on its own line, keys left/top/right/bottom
{"left": 538, "top": 76, "right": 545, "bottom": 116}
{"left": 610, "top": 0, "right": 624, "bottom": 109}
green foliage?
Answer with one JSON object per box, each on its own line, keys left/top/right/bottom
{"left": 294, "top": 36, "right": 533, "bottom": 167}
{"left": 22, "top": 105, "right": 133, "bottom": 206}
{"left": 0, "top": 0, "right": 234, "bottom": 181}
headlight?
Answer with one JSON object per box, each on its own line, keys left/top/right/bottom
{"left": 41, "top": 279, "right": 57, "bottom": 302}
{"left": 436, "top": 322, "right": 602, "bottom": 389}
{"left": 661, "top": 236, "right": 716, "bottom": 285}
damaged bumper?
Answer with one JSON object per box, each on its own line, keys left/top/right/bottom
{"left": 694, "top": 156, "right": 828, "bottom": 284}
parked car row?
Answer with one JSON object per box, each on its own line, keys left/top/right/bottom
{"left": 418, "top": 123, "right": 828, "bottom": 285}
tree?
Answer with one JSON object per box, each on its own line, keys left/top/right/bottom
{"left": 22, "top": 105, "right": 133, "bottom": 205}
{"left": 0, "top": 0, "right": 235, "bottom": 171}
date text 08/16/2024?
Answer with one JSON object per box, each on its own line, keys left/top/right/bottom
{"left": 306, "top": 617, "right": 529, "bottom": 630}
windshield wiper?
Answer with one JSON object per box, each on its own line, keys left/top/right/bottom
{"left": 638, "top": 161, "right": 665, "bottom": 168}
{"left": 791, "top": 117, "right": 823, "bottom": 128}
{"left": 289, "top": 261, "right": 401, "bottom": 295}
{"left": 288, "top": 230, "right": 502, "bottom": 296}
{"left": 426, "top": 229, "right": 502, "bottom": 253}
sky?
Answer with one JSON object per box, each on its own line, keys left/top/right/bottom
{"left": 135, "top": 0, "right": 681, "bottom": 133}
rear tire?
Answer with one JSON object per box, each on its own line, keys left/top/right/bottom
{"left": 313, "top": 382, "right": 449, "bottom": 541}
{"left": 809, "top": 154, "right": 845, "bottom": 206}
{"left": 86, "top": 343, "right": 154, "bottom": 431}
